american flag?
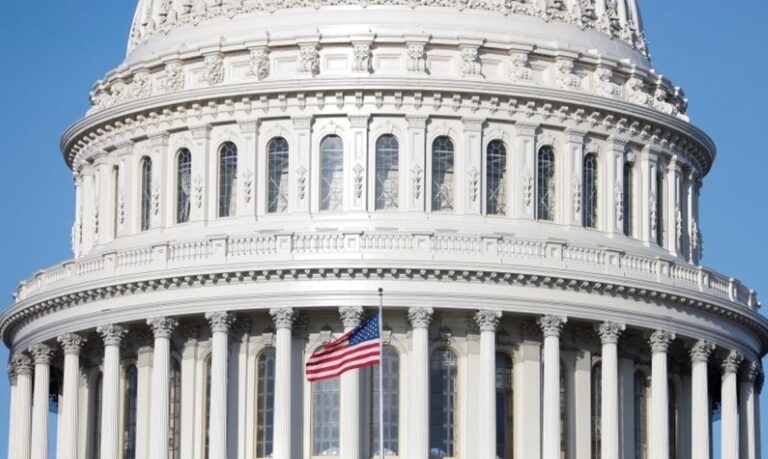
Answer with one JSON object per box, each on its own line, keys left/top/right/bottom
{"left": 306, "top": 313, "right": 381, "bottom": 382}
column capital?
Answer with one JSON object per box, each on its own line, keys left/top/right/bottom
{"left": 339, "top": 306, "right": 365, "bottom": 329}
{"left": 648, "top": 330, "right": 675, "bottom": 353}
{"left": 475, "top": 309, "right": 502, "bottom": 332}
{"left": 29, "top": 343, "right": 55, "bottom": 365}
{"left": 689, "top": 339, "right": 715, "bottom": 363}
{"left": 147, "top": 317, "right": 179, "bottom": 339}
{"left": 270, "top": 307, "right": 296, "bottom": 329}
{"left": 408, "top": 307, "right": 434, "bottom": 329}
{"left": 7, "top": 362, "right": 16, "bottom": 384}
{"left": 57, "top": 333, "right": 86, "bottom": 355}
{"left": 538, "top": 315, "right": 567, "bottom": 337}
{"left": 97, "top": 324, "right": 128, "bottom": 346}
{"left": 741, "top": 360, "right": 761, "bottom": 383}
{"left": 595, "top": 321, "right": 625, "bottom": 344}
{"left": 721, "top": 350, "right": 744, "bottom": 374}
{"left": 205, "top": 312, "right": 236, "bottom": 334}
{"left": 11, "top": 352, "right": 33, "bottom": 376}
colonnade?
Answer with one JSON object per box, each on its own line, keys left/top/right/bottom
{"left": 6, "top": 308, "right": 763, "bottom": 459}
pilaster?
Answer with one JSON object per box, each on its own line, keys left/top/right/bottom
{"left": 405, "top": 116, "right": 428, "bottom": 212}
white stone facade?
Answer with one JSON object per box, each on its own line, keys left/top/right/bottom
{"left": 2, "top": 1, "right": 765, "bottom": 459}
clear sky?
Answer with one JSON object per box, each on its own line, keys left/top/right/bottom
{"left": 0, "top": 1, "right": 765, "bottom": 457}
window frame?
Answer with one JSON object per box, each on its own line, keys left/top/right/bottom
{"left": 217, "top": 141, "right": 238, "bottom": 218}
{"left": 255, "top": 347, "right": 277, "bottom": 458}
{"left": 374, "top": 134, "right": 400, "bottom": 212}
{"left": 582, "top": 153, "right": 598, "bottom": 228}
{"left": 139, "top": 156, "right": 153, "bottom": 231}
{"left": 319, "top": 135, "right": 345, "bottom": 212}
{"left": 536, "top": 146, "right": 556, "bottom": 222}
{"left": 428, "top": 346, "right": 459, "bottom": 459}
{"left": 175, "top": 148, "right": 192, "bottom": 224}
{"left": 430, "top": 136, "right": 456, "bottom": 213}
{"left": 267, "top": 137, "right": 290, "bottom": 214}
{"left": 485, "top": 139, "right": 508, "bottom": 217}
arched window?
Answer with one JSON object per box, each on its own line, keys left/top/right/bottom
{"left": 429, "top": 347, "right": 458, "bottom": 458}
{"left": 256, "top": 348, "right": 276, "bottom": 458}
{"left": 486, "top": 140, "right": 507, "bottom": 216}
{"left": 140, "top": 157, "right": 152, "bottom": 231}
{"left": 312, "top": 377, "right": 340, "bottom": 456}
{"left": 560, "top": 361, "right": 568, "bottom": 459}
{"left": 656, "top": 172, "right": 665, "bottom": 246}
{"left": 623, "top": 163, "right": 634, "bottom": 237}
{"left": 320, "top": 135, "right": 344, "bottom": 211}
{"left": 537, "top": 147, "right": 555, "bottom": 221}
{"left": 169, "top": 358, "right": 182, "bottom": 459}
{"left": 496, "top": 352, "right": 513, "bottom": 459}
{"left": 583, "top": 154, "right": 598, "bottom": 228}
{"left": 176, "top": 149, "right": 192, "bottom": 224}
{"left": 372, "top": 346, "right": 400, "bottom": 456}
{"left": 591, "top": 361, "right": 602, "bottom": 459}
{"left": 91, "top": 371, "right": 103, "bottom": 458}
{"left": 634, "top": 371, "right": 651, "bottom": 459}
{"left": 123, "top": 365, "right": 139, "bottom": 459}
{"left": 375, "top": 135, "right": 399, "bottom": 210}
{"left": 431, "top": 136, "right": 455, "bottom": 212}
{"left": 268, "top": 138, "right": 290, "bottom": 213}
{"left": 218, "top": 142, "right": 238, "bottom": 217}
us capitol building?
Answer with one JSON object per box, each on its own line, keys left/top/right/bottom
{"left": 3, "top": 1, "right": 765, "bottom": 459}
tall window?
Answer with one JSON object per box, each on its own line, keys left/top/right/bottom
{"left": 537, "top": 147, "right": 555, "bottom": 221}
{"left": 140, "top": 157, "right": 152, "bottom": 231}
{"left": 496, "top": 353, "right": 514, "bottom": 459}
{"left": 431, "top": 136, "right": 455, "bottom": 212}
{"left": 375, "top": 135, "right": 399, "bottom": 210}
{"left": 623, "top": 163, "right": 634, "bottom": 236}
{"left": 112, "top": 166, "right": 120, "bottom": 238}
{"left": 583, "top": 154, "right": 598, "bottom": 228}
{"left": 486, "top": 140, "right": 507, "bottom": 215}
{"left": 656, "top": 172, "right": 665, "bottom": 246}
{"left": 430, "top": 348, "right": 458, "bottom": 458}
{"left": 591, "top": 362, "right": 602, "bottom": 459}
{"left": 218, "top": 142, "right": 238, "bottom": 217}
{"left": 312, "top": 377, "right": 340, "bottom": 456}
{"left": 372, "top": 346, "right": 400, "bottom": 456}
{"left": 169, "top": 359, "right": 182, "bottom": 459}
{"left": 560, "top": 361, "right": 568, "bottom": 459}
{"left": 123, "top": 365, "right": 139, "bottom": 459}
{"left": 634, "top": 371, "right": 650, "bottom": 459}
{"left": 256, "top": 348, "right": 276, "bottom": 458}
{"left": 268, "top": 138, "right": 290, "bottom": 213}
{"left": 320, "top": 135, "right": 344, "bottom": 211}
{"left": 176, "top": 149, "right": 192, "bottom": 223}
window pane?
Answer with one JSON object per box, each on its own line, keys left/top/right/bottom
{"left": 537, "top": 147, "right": 555, "bottom": 221}
{"left": 429, "top": 348, "right": 457, "bottom": 457}
{"left": 486, "top": 140, "right": 507, "bottom": 216}
{"left": 623, "top": 163, "right": 634, "bottom": 236}
{"left": 375, "top": 135, "right": 399, "bottom": 210}
{"left": 313, "top": 376, "right": 340, "bottom": 455}
{"left": 431, "top": 137, "right": 455, "bottom": 212}
{"left": 176, "top": 149, "right": 192, "bottom": 223}
{"left": 218, "top": 142, "right": 238, "bottom": 217}
{"left": 256, "top": 348, "right": 276, "bottom": 457}
{"left": 268, "top": 138, "right": 290, "bottom": 213}
{"left": 372, "top": 346, "right": 399, "bottom": 456}
{"left": 320, "top": 135, "right": 344, "bottom": 211}
{"left": 141, "top": 158, "right": 152, "bottom": 231}
{"left": 123, "top": 366, "right": 138, "bottom": 459}
{"left": 495, "top": 353, "right": 513, "bottom": 459}
{"left": 583, "top": 154, "right": 598, "bottom": 228}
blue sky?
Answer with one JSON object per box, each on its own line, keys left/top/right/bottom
{"left": 0, "top": 1, "right": 765, "bottom": 456}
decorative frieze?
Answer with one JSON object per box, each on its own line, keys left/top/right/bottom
{"left": 297, "top": 43, "right": 319, "bottom": 75}
{"left": 249, "top": 47, "right": 270, "bottom": 80}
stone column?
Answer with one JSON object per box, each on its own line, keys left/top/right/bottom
{"left": 516, "top": 123, "right": 538, "bottom": 220}
{"left": 596, "top": 322, "right": 624, "bottom": 459}
{"left": 177, "top": 325, "right": 199, "bottom": 459}
{"left": 475, "top": 310, "right": 502, "bottom": 459}
{"left": 97, "top": 324, "right": 128, "bottom": 459}
{"left": 721, "top": 350, "right": 743, "bottom": 459}
{"left": 30, "top": 344, "right": 55, "bottom": 459}
{"left": 690, "top": 340, "right": 715, "bottom": 459}
{"left": 739, "top": 361, "right": 759, "bottom": 459}
{"left": 270, "top": 308, "right": 296, "bottom": 459}
{"left": 148, "top": 317, "right": 178, "bottom": 459}
{"left": 649, "top": 330, "right": 674, "bottom": 459}
{"left": 408, "top": 307, "right": 434, "bottom": 459}
{"left": 12, "top": 353, "right": 33, "bottom": 459}
{"left": 539, "top": 315, "right": 567, "bottom": 459}
{"left": 338, "top": 307, "right": 364, "bottom": 459}
{"left": 7, "top": 363, "right": 18, "bottom": 459}
{"left": 57, "top": 333, "right": 86, "bottom": 459}
{"left": 206, "top": 312, "right": 235, "bottom": 459}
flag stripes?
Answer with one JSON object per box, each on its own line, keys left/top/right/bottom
{"left": 306, "top": 313, "right": 381, "bottom": 382}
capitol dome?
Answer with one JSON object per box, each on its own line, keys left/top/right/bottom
{"left": 3, "top": 1, "right": 764, "bottom": 459}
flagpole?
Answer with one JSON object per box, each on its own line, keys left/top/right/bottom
{"left": 378, "top": 287, "right": 385, "bottom": 459}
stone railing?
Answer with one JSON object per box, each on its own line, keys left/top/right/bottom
{"left": 16, "top": 231, "right": 760, "bottom": 312}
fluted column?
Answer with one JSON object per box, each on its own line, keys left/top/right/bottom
{"left": 596, "top": 322, "right": 624, "bottom": 459}
{"left": 721, "top": 350, "right": 743, "bottom": 459}
{"left": 270, "top": 308, "right": 296, "bottom": 459}
{"left": 649, "top": 330, "right": 674, "bottom": 459}
{"left": 97, "top": 325, "right": 127, "bottom": 459}
{"left": 206, "top": 312, "right": 235, "bottom": 459}
{"left": 7, "top": 363, "right": 18, "bottom": 459}
{"left": 475, "top": 310, "right": 502, "bottom": 459}
{"left": 339, "top": 307, "right": 364, "bottom": 459}
{"left": 408, "top": 307, "right": 434, "bottom": 459}
{"left": 690, "top": 340, "right": 715, "bottom": 459}
{"left": 739, "top": 361, "right": 759, "bottom": 459}
{"left": 539, "top": 315, "right": 567, "bottom": 459}
{"left": 148, "top": 317, "right": 178, "bottom": 459}
{"left": 12, "top": 353, "right": 33, "bottom": 459}
{"left": 57, "top": 333, "right": 86, "bottom": 459}
{"left": 30, "top": 344, "right": 55, "bottom": 459}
